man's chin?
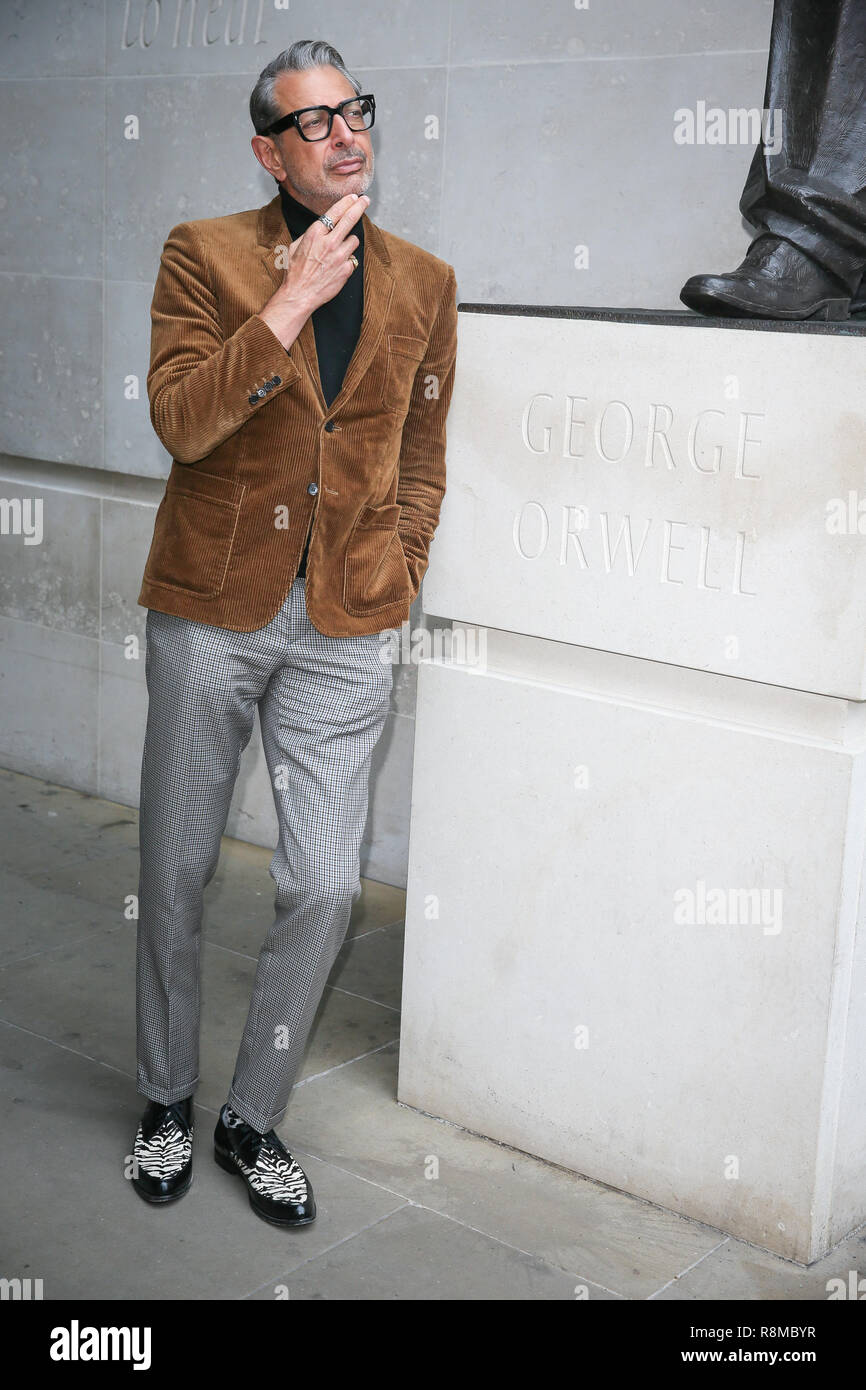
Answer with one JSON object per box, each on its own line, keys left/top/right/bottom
{"left": 327, "top": 170, "right": 373, "bottom": 200}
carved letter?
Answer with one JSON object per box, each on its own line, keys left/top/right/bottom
{"left": 203, "top": 0, "right": 222, "bottom": 45}
{"left": 173, "top": 0, "right": 197, "bottom": 46}
{"left": 140, "top": 0, "right": 160, "bottom": 47}
{"left": 660, "top": 519, "right": 687, "bottom": 585}
{"left": 563, "top": 395, "right": 587, "bottom": 458}
{"left": 225, "top": 0, "right": 249, "bottom": 44}
{"left": 731, "top": 531, "right": 757, "bottom": 597}
{"left": 599, "top": 513, "right": 651, "bottom": 575}
{"left": 521, "top": 394, "right": 552, "bottom": 455}
{"left": 594, "top": 399, "right": 634, "bottom": 463}
{"left": 735, "top": 412, "right": 763, "bottom": 480}
{"left": 697, "top": 527, "right": 722, "bottom": 591}
{"left": 121, "top": 0, "right": 137, "bottom": 48}
{"left": 645, "top": 403, "right": 676, "bottom": 470}
{"left": 560, "top": 507, "right": 589, "bottom": 568}
{"left": 513, "top": 502, "right": 550, "bottom": 560}
{"left": 688, "top": 408, "right": 724, "bottom": 474}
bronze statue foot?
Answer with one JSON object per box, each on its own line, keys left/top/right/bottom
{"left": 680, "top": 234, "right": 852, "bottom": 319}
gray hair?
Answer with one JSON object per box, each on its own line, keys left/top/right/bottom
{"left": 250, "top": 40, "right": 361, "bottom": 135}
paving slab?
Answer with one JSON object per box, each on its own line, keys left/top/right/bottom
{"left": 245, "top": 1201, "right": 615, "bottom": 1301}
{"left": 0, "top": 1022, "right": 408, "bottom": 1301}
{"left": 328, "top": 922, "right": 405, "bottom": 1014}
{"left": 0, "top": 868, "right": 114, "bottom": 966}
{"left": 652, "top": 1225, "right": 866, "bottom": 1301}
{"left": 0, "top": 923, "right": 402, "bottom": 1112}
{"left": 274, "top": 1040, "right": 729, "bottom": 1300}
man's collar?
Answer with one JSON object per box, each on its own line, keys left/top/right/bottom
{"left": 278, "top": 183, "right": 322, "bottom": 238}
{"left": 254, "top": 190, "right": 391, "bottom": 290}
{"left": 255, "top": 189, "right": 389, "bottom": 266}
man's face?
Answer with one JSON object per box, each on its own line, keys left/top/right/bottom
{"left": 268, "top": 66, "right": 374, "bottom": 213}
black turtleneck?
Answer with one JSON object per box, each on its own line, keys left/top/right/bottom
{"left": 278, "top": 184, "right": 365, "bottom": 579}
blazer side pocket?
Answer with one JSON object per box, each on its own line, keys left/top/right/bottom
{"left": 382, "top": 334, "right": 427, "bottom": 413}
{"left": 143, "top": 467, "right": 245, "bottom": 599}
{"left": 343, "top": 502, "right": 412, "bottom": 616}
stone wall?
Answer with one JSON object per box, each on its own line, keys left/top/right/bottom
{"left": 0, "top": 0, "right": 773, "bottom": 883}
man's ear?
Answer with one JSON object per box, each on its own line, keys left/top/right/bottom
{"left": 251, "top": 132, "right": 284, "bottom": 181}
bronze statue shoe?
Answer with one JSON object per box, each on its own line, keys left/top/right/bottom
{"left": 680, "top": 234, "right": 852, "bottom": 320}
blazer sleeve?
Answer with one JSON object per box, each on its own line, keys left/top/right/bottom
{"left": 147, "top": 219, "right": 302, "bottom": 465}
{"left": 395, "top": 263, "right": 458, "bottom": 591}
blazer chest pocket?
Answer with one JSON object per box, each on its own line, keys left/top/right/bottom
{"left": 382, "top": 334, "right": 427, "bottom": 413}
{"left": 143, "top": 467, "right": 245, "bottom": 599}
{"left": 343, "top": 502, "right": 411, "bottom": 616}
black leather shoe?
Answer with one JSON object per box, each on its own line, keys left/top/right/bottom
{"left": 213, "top": 1103, "right": 316, "bottom": 1227}
{"left": 680, "top": 235, "right": 852, "bottom": 320}
{"left": 131, "top": 1096, "right": 194, "bottom": 1204}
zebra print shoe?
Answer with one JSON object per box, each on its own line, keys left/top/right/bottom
{"left": 131, "top": 1096, "right": 194, "bottom": 1204}
{"left": 213, "top": 1103, "right": 316, "bottom": 1227}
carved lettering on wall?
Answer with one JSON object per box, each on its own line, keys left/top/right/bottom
{"left": 511, "top": 503, "right": 757, "bottom": 596}
{"left": 120, "top": 0, "right": 268, "bottom": 49}
{"left": 514, "top": 392, "right": 762, "bottom": 596}
{"left": 521, "top": 393, "right": 764, "bottom": 478}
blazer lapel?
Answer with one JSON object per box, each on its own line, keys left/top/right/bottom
{"left": 255, "top": 192, "right": 395, "bottom": 416}
{"left": 329, "top": 219, "right": 394, "bottom": 413}
{"left": 256, "top": 194, "right": 323, "bottom": 408}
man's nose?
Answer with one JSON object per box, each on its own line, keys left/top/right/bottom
{"left": 330, "top": 112, "right": 354, "bottom": 144}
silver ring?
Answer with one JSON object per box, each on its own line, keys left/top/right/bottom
{"left": 318, "top": 213, "right": 335, "bottom": 232}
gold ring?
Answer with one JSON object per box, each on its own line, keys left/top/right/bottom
{"left": 349, "top": 255, "right": 359, "bottom": 270}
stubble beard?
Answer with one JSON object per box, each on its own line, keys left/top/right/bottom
{"left": 286, "top": 148, "right": 374, "bottom": 213}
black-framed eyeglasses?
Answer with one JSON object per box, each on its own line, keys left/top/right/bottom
{"left": 263, "top": 94, "right": 376, "bottom": 142}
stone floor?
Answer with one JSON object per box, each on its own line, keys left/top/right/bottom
{"left": 1, "top": 765, "right": 864, "bottom": 1301}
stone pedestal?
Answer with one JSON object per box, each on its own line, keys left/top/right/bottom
{"left": 397, "top": 306, "right": 866, "bottom": 1264}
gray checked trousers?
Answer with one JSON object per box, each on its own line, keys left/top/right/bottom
{"left": 135, "top": 577, "right": 393, "bottom": 1134}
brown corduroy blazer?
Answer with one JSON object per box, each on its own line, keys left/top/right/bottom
{"left": 137, "top": 191, "right": 458, "bottom": 635}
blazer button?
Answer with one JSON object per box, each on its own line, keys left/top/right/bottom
{"left": 248, "top": 395, "right": 258, "bottom": 405}
{"left": 307, "top": 482, "right": 319, "bottom": 495}
{"left": 270, "top": 375, "right": 281, "bottom": 386}
{"left": 323, "top": 420, "right": 335, "bottom": 432}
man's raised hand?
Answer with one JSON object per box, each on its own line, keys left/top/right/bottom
{"left": 258, "top": 193, "right": 368, "bottom": 349}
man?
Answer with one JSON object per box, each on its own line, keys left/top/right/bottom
{"left": 130, "top": 39, "right": 458, "bottom": 1227}
{"left": 681, "top": 0, "right": 866, "bottom": 319}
